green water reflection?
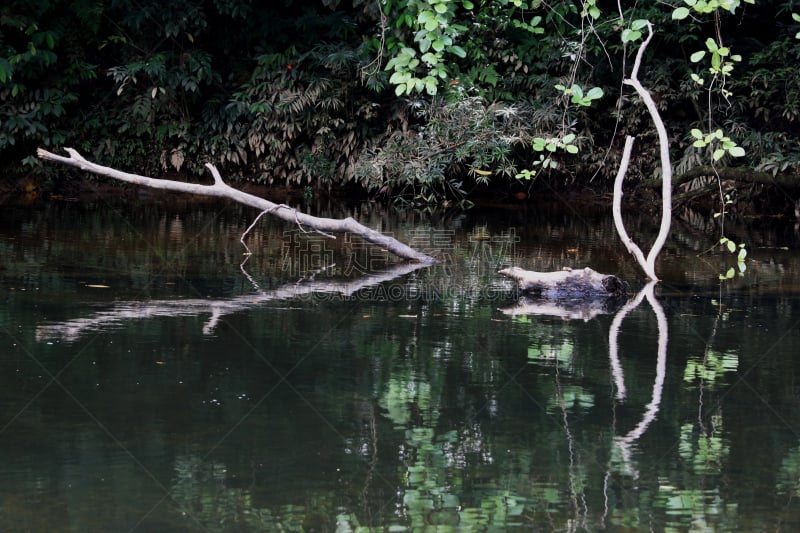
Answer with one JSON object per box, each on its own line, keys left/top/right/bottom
{"left": 2, "top": 198, "right": 800, "bottom": 531}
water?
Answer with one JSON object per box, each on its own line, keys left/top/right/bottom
{"left": 2, "top": 194, "right": 800, "bottom": 531}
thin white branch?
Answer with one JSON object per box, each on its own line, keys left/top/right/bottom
{"left": 241, "top": 209, "right": 270, "bottom": 255}
{"left": 612, "top": 136, "right": 655, "bottom": 279}
{"left": 204, "top": 161, "right": 225, "bottom": 186}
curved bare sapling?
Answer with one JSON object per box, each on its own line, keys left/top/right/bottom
{"left": 36, "top": 148, "right": 437, "bottom": 264}
{"left": 612, "top": 22, "right": 672, "bottom": 281}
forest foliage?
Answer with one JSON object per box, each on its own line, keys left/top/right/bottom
{"left": 1, "top": 0, "right": 799, "bottom": 204}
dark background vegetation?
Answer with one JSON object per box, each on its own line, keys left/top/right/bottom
{"left": 1, "top": 0, "right": 798, "bottom": 208}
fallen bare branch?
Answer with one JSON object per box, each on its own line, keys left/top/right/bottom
{"left": 37, "top": 147, "right": 436, "bottom": 264}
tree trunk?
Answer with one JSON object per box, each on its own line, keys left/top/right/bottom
{"left": 36, "top": 148, "right": 436, "bottom": 264}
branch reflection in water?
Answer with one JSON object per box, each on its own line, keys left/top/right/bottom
{"left": 36, "top": 257, "right": 672, "bottom": 528}
{"left": 35, "top": 261, "right": 432, "bottom": 343}
{"left": 608, "top": 282, "right": 668, "bottom": 480}
{"left": 504, "top": 281, "right": 669, "bottom": 528}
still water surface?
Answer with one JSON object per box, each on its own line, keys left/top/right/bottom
{"left": 2, "top": 195, "right": 800, "bottom": 531}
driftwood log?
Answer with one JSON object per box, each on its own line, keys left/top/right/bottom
{"left": 36, "top": 148, "right": 436, "bottom": 264}
{"left": 498, "top": 266, "right": 628, "bottom": 299}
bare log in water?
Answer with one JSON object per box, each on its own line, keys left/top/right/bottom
{"left": 498, "top": 266, "right": 628, "bottom": 298}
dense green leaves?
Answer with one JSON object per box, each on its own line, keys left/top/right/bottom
{"left": 1, "top": 0, "right": 799, "bottom": 202}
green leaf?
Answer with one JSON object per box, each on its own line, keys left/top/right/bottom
{"left": 424, "top": 78, "right": 437, "bottom": 95}
{"left": 673, "top": 7, "right": 690, "bottom": 20}
{"left": 792, "top": 13, "right": 800, "bottom": 23}
{"left": 622, "top": 29, "right": 641, "bottom": 43}
{"left": 690, "top": 50, "right": 706, "bottom": 62}
{"left": 449, "top": 45, "right": 467, "bottom": 58}
{"left": 389, "top": 71, "right": 409, "bottom": 84}
{"left": 586, "top": 87, "right": 603, "bottom": 100}
{"left": 705, "top": 38, "right": 718, "bottom": 52}
{"left": 728, "top": 146, "right": 745, "bottom": 157}
{"left": 631, "top": 19, "right": 648, "bottom": 30}
{"left": 690, "top": 128, "right": 704, "bottom": 139}
{"left": 565, "top": 144, "right": 579, "bottom": 154}
{"left": 738, "top": 247, "right": 747, "bottom": 261}
{"left": 726, "top": 239, "right": 737, "bottom": 253}
{"left": 0, "top": 59, "right": 9, "bottom": 83}
{"left": 516, "top": 169, "right": 536, "bottom": 180}
{"left": 418, "top": 36, "right": 432, "bottom": 53}
{"left": 421, "top": 52, "right": 438, "bottom": 65}
{"left": 384, "top": 57, "right": 400, "bottom": 71}
{"left": 434, "top": 3, "right": 448, "bottom": 14}
{"left": 562, "top": 133, "right": 576, "bottom": 144}
{"left": 713, "top": 149, "right": 725, "bottom": 161}
{"left": 462, "top": 0, "right": 475, "bottom": 8}
{"left": 419, "top": 11, "right": 439, "bottom": 31}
